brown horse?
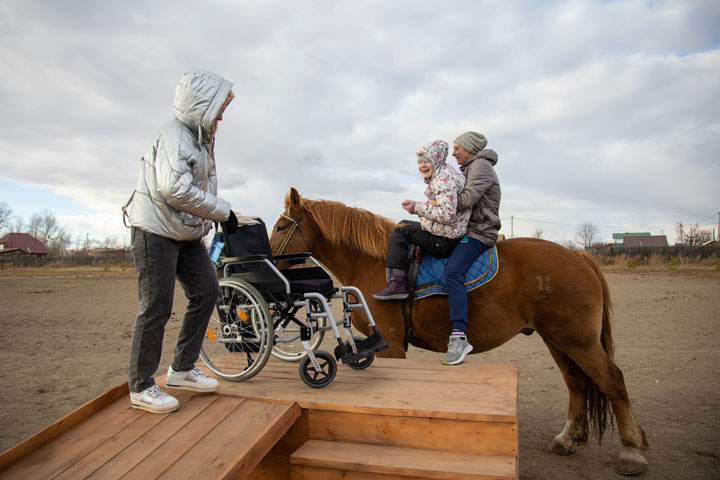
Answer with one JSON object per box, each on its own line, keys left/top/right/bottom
{"left": 269, "top": 187, "right": 649, "bottom": 475}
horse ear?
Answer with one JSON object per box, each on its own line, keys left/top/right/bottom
{"left": 288, "top": 188, "right": 301, "bottom": 208}
{"left": 285, "top": 187, "right": 302, "bottom": 215}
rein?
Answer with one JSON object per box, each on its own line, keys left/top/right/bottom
{"left": 276, "top": 210, "right": 311, "bottom": 255}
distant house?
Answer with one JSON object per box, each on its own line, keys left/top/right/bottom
{"left": 612, "top": 232, "right": 651, "bottom": 245}
{"left": 0, "top": 233, "right": 49, "bottom": 256}
{"left": 622, "top": 235, "right": 668, "bottom": 248}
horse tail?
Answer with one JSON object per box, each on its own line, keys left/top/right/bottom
{"left": 575, "top": 250, "right": 615, "bottom": 442}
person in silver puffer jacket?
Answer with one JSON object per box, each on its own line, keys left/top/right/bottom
{"left": 124, "top": 71, "right": 235, "bottom": 239}
{"left": 123, "top": 71, "right": 239, "bottom": 414}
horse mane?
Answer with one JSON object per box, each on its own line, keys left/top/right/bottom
{"left": 300, "top": 198, "right": 397, "bottom": 261}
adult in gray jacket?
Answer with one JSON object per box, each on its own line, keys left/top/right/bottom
{"left": 442, "top": 131, "right": 501, "bottom": 365}
{"left": 123, "top": 70, "right": 239, "bottom": 413}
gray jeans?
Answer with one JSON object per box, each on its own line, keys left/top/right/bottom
{"left": 129, "top": 228, "right": 220, "bottom": 393}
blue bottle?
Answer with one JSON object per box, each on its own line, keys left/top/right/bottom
{"left": 208, "top": 233, "right": 225, "bottom": 264}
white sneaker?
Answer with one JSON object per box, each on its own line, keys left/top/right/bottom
{"left": 130, "top": 385, "right": 179, "bottom": 413}
{"left": 166, "top": 366, "right": 219, "bottom": 393}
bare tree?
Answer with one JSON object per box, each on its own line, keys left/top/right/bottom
{"left": 560, "top": 239, "right": 578, "bottom": 250}
{"left": 76, "top": 233, "right": 99, "bottom": 251}
{"left": 575, "top": 221, "right": 600, "bottom": 249}
{"left": 11, "top": 216, "right": 25, "bottom": 233}
{"left": 532, "top": 228, "right": 543, "bottom": 239}
{"left": 675, "top": 222, "right": 712, "bottom": 246}
{"left": 101, "top": 236, "right": 120, "bottom": 249}
{"left": 27, "top": 210, "right": 58, "bottom": 245}
{"left": 0, "top": 202, "right": 12, "bottom": 234}
{"left": 48, "top": 228, "right": 72, "bottom": 256}
{"left": 675, "top": 222, "right": 685, "bottom": 245}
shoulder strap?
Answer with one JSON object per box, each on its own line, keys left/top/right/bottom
{"left": 121, "top": 191, "right": 136, "bottom": 228}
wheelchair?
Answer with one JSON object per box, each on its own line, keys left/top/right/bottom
{"left": 199, "top": 219, "right": 388, "bottom": 388}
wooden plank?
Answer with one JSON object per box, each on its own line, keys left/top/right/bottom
{"left": 247, "top": 458, "right": 291, "bottom": 480}
{"left": 216, "top": 359, "right": 518, "bottom": 422}
{"left": 292, "top": 464, "right": 435, "bottom": 480}
{"left": 262, "top": 409, "right": 309, "bottom": 458}
{"left": 119, "top": 395, "right": 246, "bottom": 479}
{"left": 156, "top": 399, "right": 301, "bottom": 480}
{"left": 247, "top": 409, "right": 309, "bottom": 480}
{"left": 0, "top": 389, "right": 157, "bottom": 480}
{"left": 308, "top": 410, "right": 517, "bottom": 455}
{"left": 258, "top": 358, "right": 516, "bottom": 387}
{"left": 0, "top": 382, "right": 129, "bottom": 473}
{"left": 291, "top": 439, "right": 517, "bottom": 480}
{"left": 292, "top": 465, "right": 468, "bottom": 480}
{"left": 58, "top": 394, "right": 220, "bottom": 479}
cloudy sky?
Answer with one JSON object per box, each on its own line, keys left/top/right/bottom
{"left": 1, "top": 0, "right": 718, "bottom": 247}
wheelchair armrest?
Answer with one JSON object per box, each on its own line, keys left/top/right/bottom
{"left": 273, "top": 252, "right": 313, "bottom": 265}
{"left": 221, "top": 254, "right": 269, "bottom": 266}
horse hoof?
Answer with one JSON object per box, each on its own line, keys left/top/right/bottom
{"left": 547, "top": 438, "right": 575, "bottom": 456}
{"left": 614, "top": 446, "right": 648, "bottom": 476}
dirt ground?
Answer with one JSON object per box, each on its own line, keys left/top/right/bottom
{"left": 0, "top": 265, "right": 719, "bottom": 479}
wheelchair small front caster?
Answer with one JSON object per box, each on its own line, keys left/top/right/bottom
{"left": 299, "top": 350, "right": 337, "bottom": 388}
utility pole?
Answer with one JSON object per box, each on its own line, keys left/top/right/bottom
{"left": 511, "top": 216, "right": 514, "bottom": 238}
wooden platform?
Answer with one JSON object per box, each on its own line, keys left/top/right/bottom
{"left": 0, "top": 358, "right": 518, "bottom": 480}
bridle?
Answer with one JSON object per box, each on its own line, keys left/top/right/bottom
{"left": 276, "top": 209, "right": 312, "bottom": 255}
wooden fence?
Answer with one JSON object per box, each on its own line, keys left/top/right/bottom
{"left": 589, "top": 245, "right": 720, "bottom": 265}
{"left": 0, "top": 251, "right": 133, "bottom": 269}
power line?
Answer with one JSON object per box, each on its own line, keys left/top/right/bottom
{"left": 501, "top": 213, "right": 718, "bottom": 230}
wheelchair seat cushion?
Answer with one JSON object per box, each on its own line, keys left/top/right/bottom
{"left": 229, "top": 266, "right": 334, "bottom": 297}
{"left": 282, "top": 267, "right": 335, "bottom": 296}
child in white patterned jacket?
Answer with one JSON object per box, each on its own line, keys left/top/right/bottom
{"left": 373, "top": 139, "right": 470, "bottom": 301}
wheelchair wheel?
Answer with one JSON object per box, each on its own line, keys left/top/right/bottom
{"left": 272, "top": 305, "right": 326, "bottom": 362}
{"left": 200, "top": 278, "right": 273, "bottom": 382}
{"left": 346, "top": 336, "right": 375, "bottom": 370}
{"left": 299, "top": 350, "right": 336, "bottom": 388}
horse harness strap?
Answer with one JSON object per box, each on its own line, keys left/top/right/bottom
{"left": 401, "top": 246, "right": 421, "bottom": 352}
{"left": 277, "top": 211, "right": 311, "bottom": 255}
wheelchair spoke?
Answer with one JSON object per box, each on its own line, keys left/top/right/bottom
{"left": 200, "top": 279, "right": 273, "bottom": 382}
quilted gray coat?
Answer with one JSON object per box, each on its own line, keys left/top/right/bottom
{"left": 124, "top": 71, "right": 233, "bottom": 241}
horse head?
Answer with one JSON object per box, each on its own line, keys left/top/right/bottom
{"left": 268, "top": 187, "right": 316, "bottom": 257}
{"left": 269, "top": 188, "right": 396, "bottom": 280}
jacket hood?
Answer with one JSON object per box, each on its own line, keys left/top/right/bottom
{"left": 173, "top": 71, "right": 233, "bottom": 142}
{"left": 417, "top": 140, "right": 450, "bottom": 180}
{"left": 470, "top": 149, "right": 499, "bottom": 166}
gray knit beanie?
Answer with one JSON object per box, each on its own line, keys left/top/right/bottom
{"left": 454, "top": 131, "right": 488, "bottom": 155}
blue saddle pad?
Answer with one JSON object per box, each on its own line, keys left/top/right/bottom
{"left": 388, "top": 244, "right": 499, "bottom": 299}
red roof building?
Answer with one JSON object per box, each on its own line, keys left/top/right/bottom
{"left": 0, "top": 233, "right": 48, "bottom": 256}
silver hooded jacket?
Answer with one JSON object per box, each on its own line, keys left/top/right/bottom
{"left": 123, "top": 71, "right": 233, "bottom": 241}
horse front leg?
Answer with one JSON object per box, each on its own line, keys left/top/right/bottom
{"left": 375, "top": 319, "right": 407, "bottom": 358}
{"left": 354, "top": 302, "right": 407, "bottom": 359}
{"left": 544, "top": 342, "right": 589, "bottom": 455}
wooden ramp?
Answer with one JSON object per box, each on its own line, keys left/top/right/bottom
{"left": 0, "top": 359, "right": 518, "bottom": 480}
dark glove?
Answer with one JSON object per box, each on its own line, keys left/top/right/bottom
{"left": 222, "top": 211, "right": 238, "bottom": 234}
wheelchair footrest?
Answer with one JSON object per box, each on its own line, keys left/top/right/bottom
{"left": 334, "top": 332, "right": 389, "bottom": 362}
{"left": 356, "top": 331, "right": 389, "bottom": 354}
